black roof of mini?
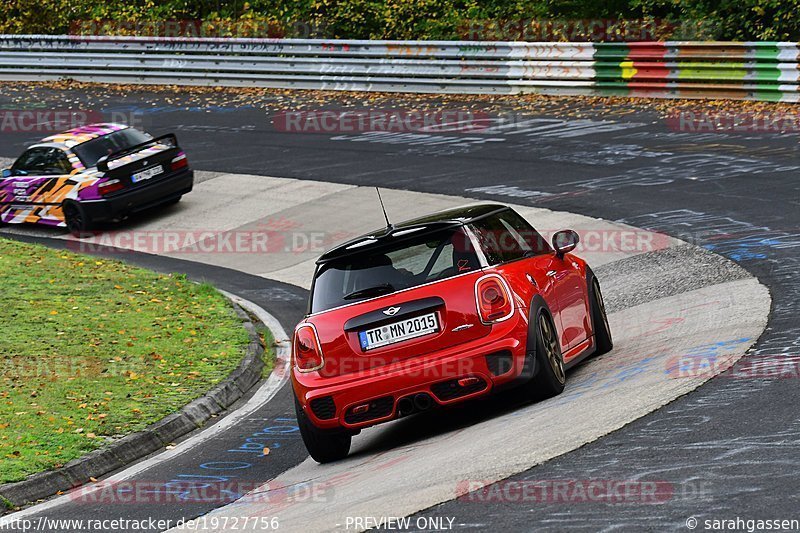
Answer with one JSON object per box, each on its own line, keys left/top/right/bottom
{"left": 316, "top": 203, "right": 509, "bottom": 263}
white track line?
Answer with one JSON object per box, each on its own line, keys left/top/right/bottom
{"left": 0, "top": 293, "right": 290, "bottom": 525}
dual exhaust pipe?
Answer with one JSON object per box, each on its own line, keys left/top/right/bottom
{"left": 397, "top": 393, "right": 433, "bottom": 417}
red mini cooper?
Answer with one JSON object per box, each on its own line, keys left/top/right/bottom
{"left": 292, "top": 204, "right": 612, "bottom": 462}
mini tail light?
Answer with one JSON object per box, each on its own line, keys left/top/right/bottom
{"left": 98, "top": 179, "right": 124, "bottom": 196}
{"left": 170, "top": 153, "right": 188, "bottom": 171}
{"left": 475, "top": 274, "right": 514, "bottom": 324}
{"left": 294, "top": 324, "right": 324, "bottom": 372}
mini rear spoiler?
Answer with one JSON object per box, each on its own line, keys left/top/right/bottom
{"left": 96, "top": 133, "right": 178, "bottom": 172}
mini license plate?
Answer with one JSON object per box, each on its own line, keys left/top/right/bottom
{"left": 132, "top": 165, "right": 164, "bottom": 183}
{"left": 358, "top": 312, "right": 438, "bottom": 351}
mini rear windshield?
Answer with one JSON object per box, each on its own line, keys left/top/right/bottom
{"left": 311, "top": 227, "right": 479, "bottom": 313}
{"left": 72, "top": 128, "right": 152, "bottom": 168}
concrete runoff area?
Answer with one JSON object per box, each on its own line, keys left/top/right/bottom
{"left": 5, "top": 171, "right": 686, "bottom": 289}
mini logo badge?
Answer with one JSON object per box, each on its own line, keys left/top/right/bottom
{"left": 383, "top": 306, "right": 401, "bottom": 316}
{"left": 142, "top": 160, "right": 149, "bottom": 167}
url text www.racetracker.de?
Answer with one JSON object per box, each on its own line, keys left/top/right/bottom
{"left": 0, "top": 516, "right": 281, "bottom": 532}
{"left": 1, "top": 515, "right": 457, "bottom": 532}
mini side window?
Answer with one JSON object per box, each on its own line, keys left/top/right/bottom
{"left": 470, "top": 209, "right": 551, "bottom": 265}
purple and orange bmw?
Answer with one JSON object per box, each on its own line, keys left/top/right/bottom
{"left": 0, "top": 123, "right": 193, "bottom": 235}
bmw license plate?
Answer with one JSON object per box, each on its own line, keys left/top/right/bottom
{"left": 359, "top": 313, "right": 438, "bottom": 351}
{"left": 131, "top": 165, "right": 164, "bottom": 183}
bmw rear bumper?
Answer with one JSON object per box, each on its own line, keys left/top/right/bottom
{"left": 79, "top": 169, "right": 194, "bottom": 222}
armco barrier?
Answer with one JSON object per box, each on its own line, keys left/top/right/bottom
{"left": 0, "top": 35, "right": 797, "bottom": 101}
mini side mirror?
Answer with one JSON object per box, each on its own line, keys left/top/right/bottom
{"left": 96, "top": 156, "right": 109, "bottom": 172}
{"left": 1, "top": 169, "right": 10, "bottom": 178}
{"left": 552, "top": 229, "right": 579, "bottom": 258}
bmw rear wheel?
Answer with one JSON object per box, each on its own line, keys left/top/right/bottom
{"left": 528, "top": 312, "right": 566, "bottom": 400}
{"left": 294, "top": 397, "right": 352, "bottom": 463}
{"left": 63, "top": 202, "right": 93, "bottom": 238}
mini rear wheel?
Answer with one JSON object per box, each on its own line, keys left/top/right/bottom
{"left": 63, "top": 202, "right": 93, "bottom": 237}
{"left": 589, "top": 278, "right": 613, "bottom": 356}
{"left": 295, "top": 397, "right": 351, "bottom": 463}
{"left": 527, "top": 312, "right": 566, "bottom": 400}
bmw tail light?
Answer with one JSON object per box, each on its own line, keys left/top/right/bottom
{"left": 294, "top": 324, "right": 324, "bottom": 372}
{"left": 475, "top": 274, "right": 514, "bottom": 324}
{"left": 170, "top": 153, "right": 188, "bottom": 171}
{"left": 98, "top": 179, "right": 124, "bottom": 196}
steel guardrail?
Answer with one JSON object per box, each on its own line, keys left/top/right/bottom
{"left": 0, "top": 35, "right": 797, "bottom": 101}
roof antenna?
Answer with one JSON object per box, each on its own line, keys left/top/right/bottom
{"left": 376, "top": 187, "right": 393, "bottom": 231}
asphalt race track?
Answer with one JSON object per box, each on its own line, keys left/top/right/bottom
{"left": 0, "top": 87, "right": 798, "bottom": 531}
{"left": 0, "top": 173, "right": 770, "bottom": 531}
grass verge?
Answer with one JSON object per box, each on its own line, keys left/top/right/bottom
{"left": 253, "top": 317, "right": 276, "bottom": 379}
{"left": 0, "top": 237, "right": 253, "bottom": 484}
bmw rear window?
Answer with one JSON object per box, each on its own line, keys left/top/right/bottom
{"left": 310, "top": 227, "right": 479, "bottom": 313}
{"left": 72, "top": 128, "right": 152, "bottom": 168}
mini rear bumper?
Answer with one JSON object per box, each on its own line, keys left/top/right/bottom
{"left": 79, "top": 169, "right": 194, "bottom": 222}
{"left": 292, "top": 309, "right": 532, "bottom": 430}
